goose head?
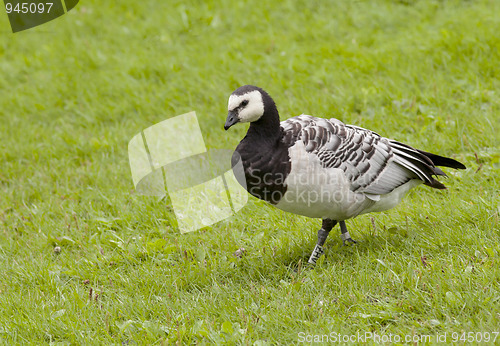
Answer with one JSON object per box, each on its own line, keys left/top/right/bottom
{"left": 225, "top": 85, "right": 277, "bottom": 130}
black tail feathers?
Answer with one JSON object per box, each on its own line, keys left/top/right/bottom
{"left": 417, "top": 150, "right": 466, "bottom": 170}
{"left": 417, "top": 150, "right": 465, "bottom": 189}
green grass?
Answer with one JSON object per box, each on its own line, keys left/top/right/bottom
{"left": 0, "top": 0, "right": 499, "bottom": 344}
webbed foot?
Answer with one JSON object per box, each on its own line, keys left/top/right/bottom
{"left": 339, "top": 221, "right": 357, "bottom": 246}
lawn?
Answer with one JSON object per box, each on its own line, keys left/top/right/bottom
{"left": 0, "top": 0, "right": 499, "bottom": 344}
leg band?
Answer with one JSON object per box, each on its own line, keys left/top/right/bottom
{"left": 340, "top": 231, "right": 351, "bottom": 241}
{"left": 308, "top": 244, "right": 324, "bottom": 264}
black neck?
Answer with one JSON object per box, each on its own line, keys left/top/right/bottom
{"left": 246, "top": 92, "right": 281, "bottom": 140}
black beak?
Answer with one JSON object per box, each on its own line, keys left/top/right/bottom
{"left": 224, "top": 110, "right": 239, "bottom": 130}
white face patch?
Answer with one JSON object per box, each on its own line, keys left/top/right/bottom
{"left": 228, "top": 90, "right": 265, "bottom": 123}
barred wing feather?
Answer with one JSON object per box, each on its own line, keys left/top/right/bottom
{"left": 280, "top": 115, "right": 446, "bottom": 197}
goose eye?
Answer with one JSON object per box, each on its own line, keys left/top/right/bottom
{"left": 241, "top": 100, "right": 249, "bottom": 107}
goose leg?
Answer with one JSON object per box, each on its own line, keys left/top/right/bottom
{"left": 308, "top": 219, "right": 336, "bottom": 264}
{"left": 339, "top": 221, "right": 357, "bottom": 245}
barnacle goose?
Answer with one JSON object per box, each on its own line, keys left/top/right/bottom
{"left": 224, "top": 85, "right": 466, "bottom": 264}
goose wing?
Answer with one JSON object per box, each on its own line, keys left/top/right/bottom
{"left": 280, "top": 115, "right": 446, "bottom": 196}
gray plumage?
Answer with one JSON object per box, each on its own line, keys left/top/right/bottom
{"left": 280, "top": 114, "right": 455, "bottom": 197}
